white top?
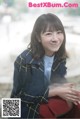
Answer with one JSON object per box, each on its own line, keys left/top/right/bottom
{"left": 44, "top": 55, "right": 54, "bottom": 81}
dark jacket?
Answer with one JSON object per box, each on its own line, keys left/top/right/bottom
{"left": 11, "top": 49, "right": 67, "bottom": 118}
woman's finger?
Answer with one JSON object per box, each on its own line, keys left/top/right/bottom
{"left": 67, "top": 88, "right": 80, "bottom": 96}
{"left": 63, "top": 83, "right": 76, "bottom": 87}
{"left": 66, "top": 94, "right": 80, "bottom": 102}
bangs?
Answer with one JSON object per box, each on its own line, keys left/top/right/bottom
{"left": 41, "top": 21, "right": 64, "bottom": 33}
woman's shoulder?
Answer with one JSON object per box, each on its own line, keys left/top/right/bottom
{"left": 15, "top": 49, "right": 32, "bottom": 65}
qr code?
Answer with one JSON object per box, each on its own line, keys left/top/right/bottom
{"left": 1, "top": 98, "right": 21, "bottom": 118}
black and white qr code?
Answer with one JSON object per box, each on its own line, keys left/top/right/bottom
{"left": 1, "top": 98, "right": 21, "bottom": 118}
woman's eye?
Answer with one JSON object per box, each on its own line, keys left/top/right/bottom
{"left": 45, "top": 32, "right": 52, "bottom": 35}
{"left": 57, "top": 31, "right": 62, "bottom": 34}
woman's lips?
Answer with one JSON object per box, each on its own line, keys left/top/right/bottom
{"left": 50, "top": 42, "right": 59, "bottom": 46}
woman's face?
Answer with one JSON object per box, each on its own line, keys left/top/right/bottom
{"left": 40, "top": 30, "right": 64, "bottom": 56}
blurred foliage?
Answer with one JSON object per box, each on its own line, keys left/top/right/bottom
{"left": 0, "top": 0, "right": 2, "bottom": 3}
{"left": 14, "top": 0, "right": 28, "bottom": 13}
{"left": 0, "top": 0, "right": 1, "bottom": 2}
{"left": 0, "top": 0, "right": 28, "bottom": 13}
{"left": 0, "top": 0, "right": 29, "bottom": 21}
{"left": 4, "top": 0, "right": 14, "bottom": 6}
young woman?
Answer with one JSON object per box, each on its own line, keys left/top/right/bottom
{"left": 11, "top": 13, "right": 80, "bottom": 118}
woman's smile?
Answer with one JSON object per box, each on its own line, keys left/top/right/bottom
{"left": 50, "top": 41, "right": 59, "bottom": 45}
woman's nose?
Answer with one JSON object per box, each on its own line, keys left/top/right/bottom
{"left": 51, "top": 33, "right": 58, "bottom": 41}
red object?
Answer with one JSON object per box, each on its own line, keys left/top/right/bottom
{"left": 39, "top": 96, "right": 80, "bottom": 118}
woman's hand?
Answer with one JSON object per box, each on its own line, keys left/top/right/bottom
{"left": 49, "top": 83, "right": 80, "bottom": 105}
